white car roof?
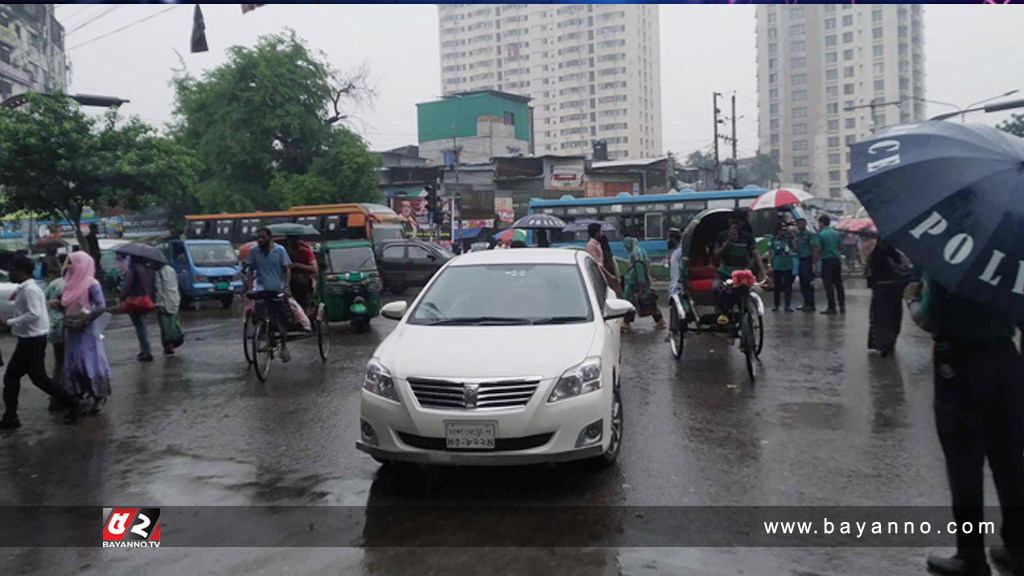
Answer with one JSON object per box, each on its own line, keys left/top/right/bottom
{"left": 450, "top": 247, "right": 583, "bottom": 267}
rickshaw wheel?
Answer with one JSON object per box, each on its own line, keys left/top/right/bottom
{"left": 751, "top": 298, "right": 765, "bottom": 357}
{"left": 317, "top": 306, "right": 329, "bottom": 361}
{"left": 741, "top": 307, "right": 757, "bottom": 383}
{"left": 669, "top": 304, "right": 685, "bottom": 360}
{"left": 243, "top": 313, "right": 254, "bottom": 365}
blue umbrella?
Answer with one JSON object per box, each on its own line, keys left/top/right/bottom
{"left": 562, "top": 219, "right": 616, "bottom": 233}
{"left": 511, "top": 214, "right": 567, "bottom": 230}
{"left": 847, "top": 121, "right": 1024, "bottom": 319}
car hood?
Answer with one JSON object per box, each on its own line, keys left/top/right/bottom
{"left": 378, "top": 323, "right": 598, "bottom": 381}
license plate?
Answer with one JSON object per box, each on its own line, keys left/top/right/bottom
{"left": 216, "top": 282, "right": 229, "bottom": 290}
{"left": 445, "top": 422, "right": 496, "bottom": 450}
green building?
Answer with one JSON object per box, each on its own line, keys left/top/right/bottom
{"left": 416, "top": 90, "right": 533, "bottom": 165}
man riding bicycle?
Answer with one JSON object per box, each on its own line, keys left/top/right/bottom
{"left": 246, "top": 227, "right": 293, "bottom": 363}
{"left": 712, "top": 210, "right": 767, "bottom": 325}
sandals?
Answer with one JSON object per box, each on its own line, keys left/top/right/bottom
{"left": 89, "top": 397, "right": 107, "bottom": 416}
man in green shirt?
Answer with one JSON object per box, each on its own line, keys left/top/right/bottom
{"left": 794, "top": 218, "right": 819, "bottom": 311}
{"left": 817, "top": 214, "right": 845, "bottom": 315}
{"left": 913, "top": 273, "right": 1024, "bottom": 576}
{"left": 768, "top": 221, "right": 795, "bottom": 312}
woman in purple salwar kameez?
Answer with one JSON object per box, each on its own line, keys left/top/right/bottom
{"left": 61, "top": 252, "right": 112, "bottom": 415}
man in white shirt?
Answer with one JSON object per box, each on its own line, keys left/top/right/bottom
{"left": 0, "top": 256, "right": 78, "bottom": 429}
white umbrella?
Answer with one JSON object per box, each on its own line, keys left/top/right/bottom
{"left": 749, "top": 187, "right": 815, "bottom": 211}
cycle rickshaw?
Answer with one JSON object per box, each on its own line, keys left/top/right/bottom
{"left": 242, "top": 224, "right": 329, "bottom": 381}
{"left": 668, "top": 208, "right": 766, "bottom": 382}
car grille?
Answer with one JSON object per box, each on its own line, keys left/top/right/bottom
{"left": 407, "top": 377, "right": 542, "bottom": 410}
{"left": 209, "top": 276, "right": 233, "bottom": 284}
{"left": 397, "top": 432, "right": 553, "bottom": 452}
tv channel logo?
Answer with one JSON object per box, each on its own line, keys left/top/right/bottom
{"left": 102, "top": 508, "right": 161, "bottom": 548}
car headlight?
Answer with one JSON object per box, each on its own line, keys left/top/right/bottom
{"left": 548, "top": 357, "right": 602, "bottom": 403}
{"left": 364, "top": 359, "right": 400, "bottom": 403}
{"left": 195, "top": 274, "right": 209, "bottom": 283}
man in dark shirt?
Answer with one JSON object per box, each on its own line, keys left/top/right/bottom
{"left": 711, "top": 210, "right": 766, "bottom": 325}
{"left": 85, "top": 223, "right": 104, "bottom": 285}
{"left": 915, "top": 273, "right": 1024, "bottom": 576}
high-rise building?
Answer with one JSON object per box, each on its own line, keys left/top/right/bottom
{"left": 755, "top": 4, "right": 925, "bottom": 200}
{"left": 0, "top": 4, "right": 67, "bottom": 100}
{"left": 437, "top": 4, "right": 662, "bottom": 161}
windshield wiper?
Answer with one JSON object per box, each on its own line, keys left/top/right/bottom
{"left": 530, "top": 316, "right": 588, "bottom": 325}
{"left": 426, "top": 316, "right": 533, "bottom": 326}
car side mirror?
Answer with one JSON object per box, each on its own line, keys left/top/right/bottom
{"left": 381, "top": 301, "right": 408, "bottom": 321}
{"left": 603, "top": 298, "right": 634, "bottom": 320}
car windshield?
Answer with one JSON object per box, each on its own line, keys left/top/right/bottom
{"left": 408, "top": 264, "right": 592, "bottom": 326}
{"left": 187, "top": 243, "right": 239, "bottom": 267}
{"left": 373, "top": 225, "right": 405, "bottom": 242}
{"left": 328, "top": 246, "right": 376, "bottom": 272}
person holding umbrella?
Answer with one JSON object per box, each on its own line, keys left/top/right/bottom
{"left": 849, "top": 121, "right": 1024, "bottom": 576}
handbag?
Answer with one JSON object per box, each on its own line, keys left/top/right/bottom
{"left": 159, "top": 313, "right": 185, "bottom": 347}
{"left": 121, "top": 295, "right": 155, "bottom": 315}
{"left": 637, "top": 289, "right": 659, "bottom": 318}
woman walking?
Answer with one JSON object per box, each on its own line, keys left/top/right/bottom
{"left": 621, "top": 236, "right": 665, "bottom": 331}
{"left": 154, "top": 262, "right": 183, "bottom": 355}
{"left": 121, "top": 255, "right": 156, "bottom": 362}
{"left": 865, "top": 240, "right": 911, "bottom": 357}
{"left": 598, "top": 234, "right": 623, "bottom": 297}
{"left": 61, "top": 252, "right": 112, "bottom": 416}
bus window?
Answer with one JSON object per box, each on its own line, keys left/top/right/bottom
{"left": 645, "top": 213, "right": 663, "bottom": 240}
{"left": 214, "top": 219, "right": 234, "bottom": 239}
{"left": 707, "top": 199, "right": 736, "bottom": 209}
{"left": 187, "top": 221, "right": 207, "bottom": 238}
{"left": 620, "top": 215, "right": 644, "bottom": 238}
{"left": 295, "top": 215, "right": 318, "bottom": 229}
{"left": 668, "top": 211, "right": 697, "bottom": 232}
{"left": 738, "top": 198, "right": 756, "bottom": 209}
{"left": 684, "top": 201, "right": 706, "bottom": 211}
{"left": 239, "top": 218, "right": 260, "bottom": 240}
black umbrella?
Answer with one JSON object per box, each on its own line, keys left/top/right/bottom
{"left": 113, "top": 242, "right": 168, "bottom": 265}
{"left": 848, "top": 121, "right": 1024, "bottom": 320}
{"left": 511, "top": 214, "right": 568, "bottom": 230}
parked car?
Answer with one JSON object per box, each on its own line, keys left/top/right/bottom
{"left": 356, "top": 248, "right": 634, "bottom": 467}
{"left": 156, "top": 239, "right": 244, "bottom": 309}
{"left": 375, "top": 240, "right": 452, "bottom": 294}
{"left": 0, "top": 269, "right": 17, "bottom": 319}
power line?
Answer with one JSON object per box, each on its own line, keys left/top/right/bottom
{"left": 67, "top": 5, "right": 182, "bottom": 52}
{"left": 66, "top": 5, "right": 123, "bottom": 36}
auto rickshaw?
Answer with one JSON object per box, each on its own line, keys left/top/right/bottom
{"left": 318, "top": 239, "right": 382, "bottom": 333}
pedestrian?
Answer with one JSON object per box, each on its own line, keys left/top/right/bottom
{"left": 621, "top": 236, "right": 665, "bottom": 331}
{"left": 909, "top": 273, "right": 1024, "bottom": 576}
{"left": 121, "top": 254, "right": 156, "bottom": 362}
{"left": 794, "top": 217, "right": 819, "bottom": 312}
{"left": 864, "top": 240, "right": 910, "bottom": 357}
{"left": 535, "top": 229, "right": 551, "bottom": 248}
{"left": 61, "top": 251, "right": 112, "bottom": 417}
{"left": 816, "top": 214, "right": 845, "bottom": 315}
{"left": 44, "top": 255, "right": 67, "bottom": 384}
{"left": 0, "top": 255, "right": 81, "bottom": 429}
{"left": 246, "top": 227, "right": 293, "bottom": 363}
{"left": 154, "top": 262, "right": 183, "bottom": 356}
{"left": 585, "top": 223, "right": 606, "bottom": 272}
{"left": 598, "top": 233, "right": 623, "bottom": 297}
{"left": 85, "top": 223, "right": 103, "bottom": 284}
{"left": 41, "top": 247, "right": 62, "bottom": 283}
{"left": 666, "top": 227, "right": 683, "bottom": 300}
{"left": 768, "top": 222, "right": 795, "bottom": 312}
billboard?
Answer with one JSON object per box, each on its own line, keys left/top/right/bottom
{"left": 549, "top": 164, "right": 584, "bottom": 188}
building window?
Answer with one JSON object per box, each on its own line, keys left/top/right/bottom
{"left": 829, "top": 153, "right": 841, "bottom": 165}
{"left": 768, "top": 27, "right": 777, "bottom": 40}
{"left": 770, "top": 88, "right": 778, "bottom": 101}
{"left": 826, "top": 86, "right": 838, "bottom": 99}
{"left": 791, "top": 74, "right": 806, "bottom": 86}
{"left": 844, "top": 83, "right": 855, "bottom": 95}
{"left": 873, "top": 44, "right": 884, "bottom": 58}
{"left": 769, "top": 73, "right": 777, "bottom": 85}
{"left": 874, "top": 79, "right": 885, "bottom": 92}
{"left": 873, "top": 27, "right": 883, "bottom": 40}
{"left": 827, "top": 102, "right": 839, "bottom": 115}
{"left": 790, "top": 24, "right": 805, "bottom": 36}
{"left": 828, "top": 119, "right": 840, "bottom": 132}
{"left": 770, "top": 103, "right": 779, "bottom": 116}
{"left": 845, "top": 118, "right": 857, "bottom": 129}
{"left": 794, "top": 172, "right": 810, "bottom": 183}
{"left": 825, "top": 35, "right": 837, "bottom": 47}
{"left": 769, "top": 43, "right": 777, "bottom": 56}
{"left": 826, "top": 52, "right": 837, "bottom": 64}
{"left": 791, "top": 40, "right": 805, "bottom": 53}
{"left": 771, "top": 149, "right": 780, "bottom": 160}
{"left": 767, "top": 12, "right": 777, "bottom": 24}
{"left": 843, "top": 15, "right": 853, "bottom": 27}
{"left": 793, "top": 106, "right": 807, "bottom": 118}
{"left": 793, "top": 123, "right": 807, "bottom": 135}
{"left": 845, "top": 134, "right": 856, "bottom": 145}
{"left": 770, "top": 118, "right": 779, "bottom": 130}
{"left": 829, "top": 170, "right": 841, "bottom": 182}
{"left": 789, "top": 7, "right": 804, "bottom": 19}
{"left": 844, "top": 49, "right": 854, "bottom": 61}
{"left": 829, "top": 187, "right": 841, "bottom": 199}
{"left": 792, "top": 90, "right": 807, "bottom": 102}
{"left": 843, "top": 31, "right": 854, "bottom": 44}
{"left": 791, "top": 57, "right": 806, "bottom": 69}
{"left": 873, "top": 62, "right": 884, "bottom": 75}
{"left": 793, "top": 156, "right": 808, "bottom": 167}
{"left": 771, "top": 133, "right": 780, "bottom": 144}
{"left": 828, "top": 136, "right": 840, "bottom": 148}
{"left": 826, "top": 69, "right": 838, "bottom": 82}
{"left": 844, "top": 65, "right": 855, "bottom": 78}
{"left": 825, "top": 4, "right": 836, "bottom": 13}
{"left": 769, "top": 58, "right": 777, "bottom": 70}
{"left": 873, "top": 9, "right": 883, "bottom": 23}
{"left": 825, "top": 18, "right": 836, "bottom": 31}
{"left": 844, "top": 100, "right": 856, "bottom": 111}
{"left": 793, "top": 140, "right": 808, "bottom": 151}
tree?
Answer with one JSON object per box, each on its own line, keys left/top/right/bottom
{"left": 998, "top": 113, "right": 1024, "bottom": 138}
{"left": 0, "top": 93, "right": 199, "bottom": 247}
{"left": 685, "top": 149, "right": 717, "bottom": 170}
{"left": 172, "top": 30, "right": 381, "bottom": 213}
{"left": 738, "top": 152, "right": 781, "bottom": 188}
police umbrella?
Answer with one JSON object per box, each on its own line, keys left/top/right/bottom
{"left": 847, "top": 121, "right": 1024, "bottom": 320}
{"left": 511, "top": 214, "right": 568, "bottom": 230}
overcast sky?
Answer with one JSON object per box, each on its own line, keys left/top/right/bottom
{"left": 62, "top": 4, "right": 1024, "bottom": 159}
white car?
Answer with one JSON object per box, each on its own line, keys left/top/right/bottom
{"left": 356, "top": 248, "right": 634, "bottom": 467}
{"left": 0, "top": 269, "right": 16, "bottom": 319}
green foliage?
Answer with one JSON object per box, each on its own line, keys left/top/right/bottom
{"left": 172, "top": 30, "right": 380, "bottom": 213}
{"left": 738, "top": 152, "right": 782, "bottom": 188}
{"left": 0, "top": 93, "right": 198, "bottom": 243}
{"left": 998, "top": 113, "right": 1024, "bottom": 138}
{"left": 685, "top": 149, "right": 717, "bottom": 170}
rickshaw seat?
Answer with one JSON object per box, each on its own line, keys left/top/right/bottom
{"left": 689, "top": 265, "right": 718, "bottom": 280}
{"left": 689, "top": 278, "right": 715, "bottom": 292}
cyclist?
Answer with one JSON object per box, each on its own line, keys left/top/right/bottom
{"left": 246, "top": 227, "right": 293, "bottom": 363}
{"left": 712, "top": 210, "right": 767, "bottom": 325}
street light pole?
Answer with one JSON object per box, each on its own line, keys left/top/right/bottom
{"left": 845, "top": 99, "right": 901, "bottom": 134}
{"left": 962, "top": 89, "right": 1020, "bottom": 123}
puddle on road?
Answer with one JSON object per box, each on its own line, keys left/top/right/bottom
{"left": 776, "top": 402, "right": 849, "bottom": 432}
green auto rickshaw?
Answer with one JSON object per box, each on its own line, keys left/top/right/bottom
{"left": 319, "top": 239, "right": 382, "bottom": 333}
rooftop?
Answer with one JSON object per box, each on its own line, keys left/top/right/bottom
{"left": 590, "top": 156, "right": 670, "bottom": 170}
{"left": 440, "top": 89, "right": 532, "bottom": 104}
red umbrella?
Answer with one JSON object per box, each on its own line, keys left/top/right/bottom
{"left": 750, "top": 187, "right": 815, "bottom": 211}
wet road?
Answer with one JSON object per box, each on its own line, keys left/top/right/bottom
{"left": 0, "top": 280, "right": 1013, "bottom": 575}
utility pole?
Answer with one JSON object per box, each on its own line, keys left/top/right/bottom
{"left": 712, "top": 92, "right": 722, "bottom": 187}
{"left": 450, "top": 123, "right": 459, "bottom": 245}
{"left": 844, "top": 99, "right": 901, "bottom": 134}
{"left": 731, "top": 93, "right": 738, "bottom": 162}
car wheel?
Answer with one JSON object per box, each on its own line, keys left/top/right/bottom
{"left": 595, "top": 386, "right": 623, "bottom": 468}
